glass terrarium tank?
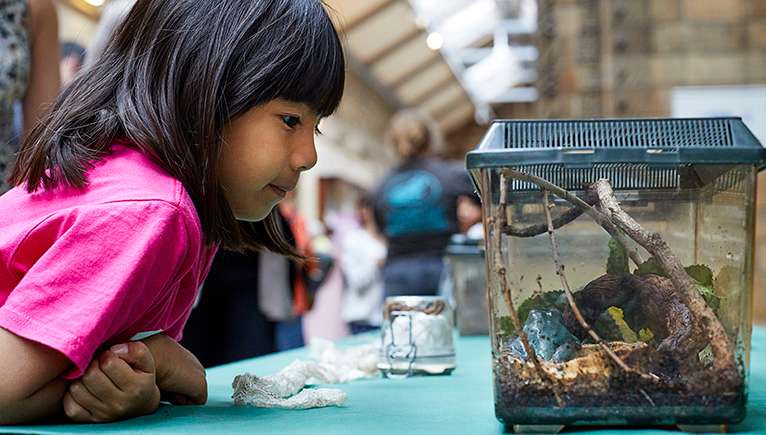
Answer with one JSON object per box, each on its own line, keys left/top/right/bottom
{"left": 466, "top": 118, "right": 765, "bottom": 433}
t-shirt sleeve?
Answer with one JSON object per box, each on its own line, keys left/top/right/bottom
{"left": 446, "top": 161, "right": 477, "bottom": 199}
{"left": 0, "top": 201, "right": 193, "bottom": 377}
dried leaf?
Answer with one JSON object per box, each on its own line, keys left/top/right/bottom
{"left": 698, "top": 344, "right": 714, "bottom": 367}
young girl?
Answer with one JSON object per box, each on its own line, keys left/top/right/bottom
{"left": 0, "top": 0, "right": 344, "bottom": 424}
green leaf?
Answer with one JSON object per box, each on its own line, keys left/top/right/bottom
{"left": 606, "top": 238, "right": 630, "bottom": 275}
{"left": 638, "top": 328, "right": 654, "bottom": 342}
{"left": 685, "top": 264, "right": 714, "bottom": 287}
{"left": 696, "top": 284, "right": 721, "bottom": 311}
{"left": 498, "top": 316, "right": 516, "bottom": 339}
{"left": 606, "top": 306, "right": 638, "bottom": 343}
{"left": 594, "top": 307, "right": 638, "bottom": 343}
{"left": 497, "top": 291, "right": 566, "bottom": 340}
{"left": 593, "top": 311, "right": 622, "bottom": 342}
{"left": 517, "top": 290, "right": 565, "bottom": 324}
{"left": 634, "top": 257, "right": 665, "bottom": 277}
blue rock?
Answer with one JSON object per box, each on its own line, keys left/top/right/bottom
{"left": 506, "top": 309, "right": 581, "bottom": 362}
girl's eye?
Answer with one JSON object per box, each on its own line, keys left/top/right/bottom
{"left": 281, "top": 115, "right": 301, "bottom": 129}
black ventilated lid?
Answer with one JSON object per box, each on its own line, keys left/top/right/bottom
{"left": 466, "top": 117, "right": 766, "bottom": 169}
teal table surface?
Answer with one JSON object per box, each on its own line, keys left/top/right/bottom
{"left": 6, "top": 327, "right": 766, "bottom": 434}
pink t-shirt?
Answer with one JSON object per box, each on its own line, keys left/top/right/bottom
{"left": 0, "top": 144, "right": 217, "bottom": 377}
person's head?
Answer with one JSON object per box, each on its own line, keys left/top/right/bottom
{"left": 60, "top": 42, "right": 86, "bottom": 87}
{"left": 457, "top": 194, "right": 482, "bottom": 234}
{"left": 356, "top": 194, "right": 374, "bottom": 228}
{"left": 386, "top": 109, "right": 443, "bottom": 160}
{"left": 12, "top": 0, "right": 345, "bottom": 256}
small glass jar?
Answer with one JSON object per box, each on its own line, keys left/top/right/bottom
{"left": 378, "top": 296, "right": 456, "bottom": 378}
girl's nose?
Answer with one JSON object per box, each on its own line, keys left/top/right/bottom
{"left": 293, "top": 133, "right": 317, "bottom": 172}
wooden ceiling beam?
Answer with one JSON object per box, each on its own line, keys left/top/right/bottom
{"left": 339, "top": 0, "right": 400, "bottom": 33}
{"left": 432, "top": 93, "right": 472, "bottom": 119}
{"left": 362, "top": 26, "right": 423, "bottom": 65}
{"left": 408, "top": 74, "right": 459, "bottom": 106}
{"left": 386, "top": 54, "right": 442, "bottom": 89}
{"left": 345, "top": 52, "right": 404, "bottom": 110}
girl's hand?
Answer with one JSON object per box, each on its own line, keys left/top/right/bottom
{"left": 142, "top": 334, "right": 207, "bottom": 406}
{"left": 63, "top": 342, "right": 160, "bottom": 422}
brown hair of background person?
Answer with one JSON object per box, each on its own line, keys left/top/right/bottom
{"left": 385, "top": 108, "right": 445, "bottom": 160}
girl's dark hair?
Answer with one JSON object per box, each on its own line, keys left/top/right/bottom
{"left": 11, "top": 0, "right": 345, "bottom": 256}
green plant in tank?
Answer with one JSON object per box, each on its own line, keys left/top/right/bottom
{"left": 594, "top": 306, "right": 639, "bottom": 343}
{"left": 633, "top": 259, "right": 720, "bottom": 311}
{"left": 518, "top": 290, "right": 565, "bottom": 324}
{"left": 498, "top": 316, "right": 516, "bottom": 340}
{"left": 497, "top": 290, "right": 566, "bottom": 340}
{"left": 606, "top": 237, "right": 630, "bottom": 276}
{"left": 633, "top": 257, "right": 664, "bottom": 277}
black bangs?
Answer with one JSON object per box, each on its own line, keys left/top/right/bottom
{"left": 276, "top": 2, "right": 346, "bottom": 118}
{"left": 225, "top": 0, "right": 346, "bottom": 120}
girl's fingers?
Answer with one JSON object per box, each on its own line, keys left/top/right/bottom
{"left": 109, "top": 342, "right": 156, "bottom": 374}
{"left": 98, "top": 351, "right": 139, "bottom": 391}
{"left": 68, "top": 380, "right": 108, "bottom": 419}
{"left": 81, "top": 358, "right": 124, "bottom": 400}
{"left": 62, "top": 391, "right": 95, "bottom": 422}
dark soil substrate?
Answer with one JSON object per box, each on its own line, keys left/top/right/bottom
{"left": 493, "top": 357, "right": 746, "bottom": 425}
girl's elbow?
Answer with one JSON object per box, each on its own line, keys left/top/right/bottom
{"left": 0, "top": 378, "right": 68, "bottom": 424}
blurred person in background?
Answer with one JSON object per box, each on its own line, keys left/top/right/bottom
{"left": 457, "top": 194, "right": 484, "bottom": 239}
{"left": 0, "top": 0, "right": 59, "bottom": 194}
{"left": 273, "top": 195, "right": 323, "bottom": 350}
{"left": 59, "top": 41, "right": 85, "bottom": 88}
{"left": 370, "top": 109, "right": 475, "bottom": 297}
{"left": 84, "top": 0, "right": 135, "bottom": 68}
{"left": 340, "top": 195, "right": 386, "bottom": 334}
{"left": 181, "top": 195, "right": 325, "bottom": 366}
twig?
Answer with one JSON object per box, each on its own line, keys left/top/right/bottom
{"left": 503, "top": 188, "right": 599, "bottom": 238}
{"left": 542, "top": 190, "right": 659, "bottom": 384}
{"left": 496, "top": 171, "right": 563, "bottom": 407}
{"left": 594, "top": 179, "right": 738, "bottom": 377}
{"left": 506, "top": 169, "right": 643, "bottom": 267}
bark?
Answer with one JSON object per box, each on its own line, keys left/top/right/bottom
{"left": 593, "top": 179, "right": 738, "bottom": 382}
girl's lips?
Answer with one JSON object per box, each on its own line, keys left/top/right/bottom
{"left": 268, "top": 184, "right": 287, "bottom": 198}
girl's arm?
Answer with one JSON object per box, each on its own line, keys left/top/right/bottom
{"left": 0, "top": 327, "right": 71, "bottom": 424}
{"left": 23, "top": 0, "right": 60, "bottom": 137}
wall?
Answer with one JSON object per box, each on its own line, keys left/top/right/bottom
{"left": 56, "top": 2, "right": 98, "bottom": 47}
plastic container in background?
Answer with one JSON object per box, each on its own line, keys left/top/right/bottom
{"left": 445, "top": 234, "right": 489, "bottom": 336}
